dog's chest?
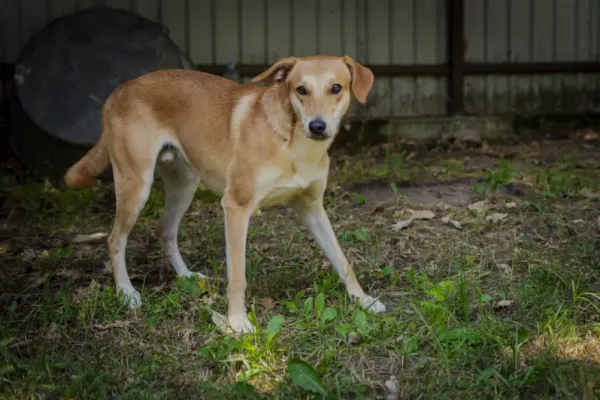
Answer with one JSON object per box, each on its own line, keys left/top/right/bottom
{"left": 256, "top": 164, "right": 320, "bottom": 208}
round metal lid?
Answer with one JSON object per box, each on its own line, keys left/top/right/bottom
{"left": 13, "top": 8, "right": 192, "bottom": 146}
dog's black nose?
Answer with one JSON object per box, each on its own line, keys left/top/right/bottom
{"left": 309, "top": 119, "right": 327, "bottom": 135}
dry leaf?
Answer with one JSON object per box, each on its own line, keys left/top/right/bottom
{"left": 72, "top": 232, "right": 108, "bottom": 244}
{"left": 468, "top": 200, "right": 489, "bottom": 214}
{"left": 209, "top": 310, "right": 232, "bottom": 334}
{"left": 441, "top": 216, "right": 462, "bottom": 229}
{"left": 43, "top": 178, "right": 59, "bottom": 193}
{"left": 348, "top": 331, "right": 361, "bottom": 345}
{"left": 497, "top": 263, "right": 511, "bottom": 273}
{"left": 92, "top": 320, "right": 131, "bottom": 330}
{"left": 454, "top": 130, "right": 482, "bottom": 144}
{"left": 597, "top": 216, "right": 600, "bottom": 231}
{"left": 486, "top": 213, "right": 508, "bottom": 223}
{"left": 28, "top": 273, "right": 48, "bottom": 289}
{"left": 57, "top": 268, "right": 82, "bottom": 279}
{"left": 392, "top": 219, "right": 413, "bottom": 231}
{"left": 437, "top": 202, "right": 452, "bottom": 211}
{"left": 201, "top": 293, "right": 218, "bottom": 306}
{"left": 495, "top": 300, "right": 514, "bottom": 308}
{"left": 44, "top": 323, "right": 61, "bottom": 340}
{"left": 392, "top": 209, "right": 435, "bottom": 231}
{"left": 584, "top": 131, "right": 599, "bottom": 141}
{"left": 409, "top": 209, "right": 435, "bottom": 220}
{"left": 572, "top": 219, "right": 584, "bottom": 224}
{"left": 20, "top": 249, "right": 37, "bottom": 262}
{"left": 580, "top": 188, "right": 600, "bottom": 199}
{"left": 505, "top": 201, "right": 517, "bottom": 209}
{"left": 384, "top": 375, "right": 400, "bottom": 400}
{"left": 259, "top": 297, "right": 276, "bottom": 309}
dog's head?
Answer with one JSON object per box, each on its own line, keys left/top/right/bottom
{"left": 251, "top": 55, "right": 374, "bottom": 141}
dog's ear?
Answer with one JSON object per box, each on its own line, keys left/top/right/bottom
{"left": 251, "top": 57, "right": 298, "bottom": 83}
{"left": 342, "top": 56, "right": 374, "bottom": 104}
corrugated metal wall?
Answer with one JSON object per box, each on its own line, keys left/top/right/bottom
{"left": 464, "top": 0, "right": 600, "bottom": 114}
{"left": 1, "top": 0, "right": 599, "bottom": 117}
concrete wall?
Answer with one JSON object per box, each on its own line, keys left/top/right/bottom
{"left": 1, "top": 0, "right": 599, "bottom": 117}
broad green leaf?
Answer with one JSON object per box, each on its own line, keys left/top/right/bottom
{"left": 295, "top": 321, "right": 311, "bottom": 330}
{"left": 287, "top": 358, "right": 328, "bottom": 396}
{"left": 353, "top": 228, "right": 371, "bottom": 242}
{"left": 177, "top": 275, "right": 207, "bottom": 296}
{"left": 480, "top": 293, "right": 493, "bottom": 304}
{"left": 354, "top": 194, "right": 367, "bottom": 204}
{"left": 339, "top": 231, "right": 351, "bottom": 241}
{"left": 196, "top": 347, "right": 214, "bottom": 359}
{"left": 353, "top": 310, "right": 369, "bottom": 335}
{"left": 304, "top": 297, "right": 314, "bottom": 316}
{"left": 380, "top": 266, "right": 394, "bottom": 276}
{"left": 320, "top": 307, "right": 337, "bottom": 326}
{"left": 335, "top": 323, "right": 355, "bottom": 339}
{"left": 315, "top": 293, "right": 325, "bottom": 317}
{"left": 476, "top": 368, "right": 497, "bottom": 383}
{"left": 280, "top": 301, "right": 300, "bottom": 314}
{"left": 231, "top": 382, "right": 262, "bottom": 399}
{"left": 294, "top": 290, "right": 305, "bottom": 302}
{"left": 264, "top": 314, "right": 285, "bottom": 345}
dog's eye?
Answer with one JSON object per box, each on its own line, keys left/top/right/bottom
{"left": 296, "top": 86, "right": 308, "bottom": 95}
{"left": 331, "top": 84, "right": 342, "bottom": 94}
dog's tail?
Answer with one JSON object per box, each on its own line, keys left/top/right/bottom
{"left": 64, "top": 138, "right": 110, "bottom": 189}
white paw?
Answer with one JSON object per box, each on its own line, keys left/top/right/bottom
{"left": 119, "top": 286, "right": 142, "bottom": 309}
{"left": 228, "top": 314, "right": 255, "bottom": 334}
{"left": 359, "top": 296, "right": 387, "bottom": 313}
{"left": 182, "top": 270, "right": 207, "bottom": 280}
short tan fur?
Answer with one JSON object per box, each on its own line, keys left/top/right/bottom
{"left": 64, "top": 55, "right": 386, "bottom": 333}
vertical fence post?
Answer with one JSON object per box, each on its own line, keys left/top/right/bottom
{"left": 448, "top": 0, "right": 465, "bottom": 115}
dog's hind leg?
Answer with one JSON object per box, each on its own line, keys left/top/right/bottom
{"left": 107, "top": 159, "right": 154, "bottom": 310}
{"left": 155, "top": 149, "right": 205, "bottom": 280}
{"left": 105, "top": 123, "right": 163, "bottom": 309}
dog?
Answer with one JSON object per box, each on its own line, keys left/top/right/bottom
{"left": 64, "top": 55, "right": 386, "bottom": 333}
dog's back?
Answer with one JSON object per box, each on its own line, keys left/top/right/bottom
{"left": 104, "top": 69, "right": 242, "bottom": 131}
{"left": 65, "top": 69, "right": 260, "bottom": 190}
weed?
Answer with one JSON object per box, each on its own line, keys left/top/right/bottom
{"left": 473, "top": 159, "right": 515, "bottom": 196}
{"left": 530, "top": 163, "right": 598, "bottom": 197}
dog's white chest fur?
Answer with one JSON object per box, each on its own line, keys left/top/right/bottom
{"left": 255, "top": 130, "right": 330, "bottom": 209}
{"left": 255, "top": 163, "right": 321, "bottom": 208}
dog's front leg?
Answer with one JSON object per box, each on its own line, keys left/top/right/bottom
{"left": 221, "top": 196, "right": 255, "bottom": 334}
{"left": 292, "top": 193, "right": 386, "bottom": 314}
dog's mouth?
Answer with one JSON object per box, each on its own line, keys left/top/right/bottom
{"left": 307, "top": 133, "right": 332, "bottom": 141}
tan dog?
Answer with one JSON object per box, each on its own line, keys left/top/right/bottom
{"left": 64, "top": 55, "right": 386, "bottom": 333}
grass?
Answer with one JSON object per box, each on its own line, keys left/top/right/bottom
{"left": 1, "top": 138, "right": 600, "bottom": 399}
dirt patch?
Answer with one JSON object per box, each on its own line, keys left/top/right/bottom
{"left": 344, "top": 177, "right": 530, "bottom": 206}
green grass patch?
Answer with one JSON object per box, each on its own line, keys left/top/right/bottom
{"left": 2, "top": 140, "right": 600, "bottom": 398}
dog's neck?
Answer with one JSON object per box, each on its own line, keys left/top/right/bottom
{"left": 260, "top": 84, "right": 295, "bottom": 142}
{"left": 260, "top": 84, "right": 333, "bottom": 165}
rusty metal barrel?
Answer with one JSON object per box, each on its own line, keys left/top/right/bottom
{"left": 9, "top": 8, "right": 193, "bottom": 180}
